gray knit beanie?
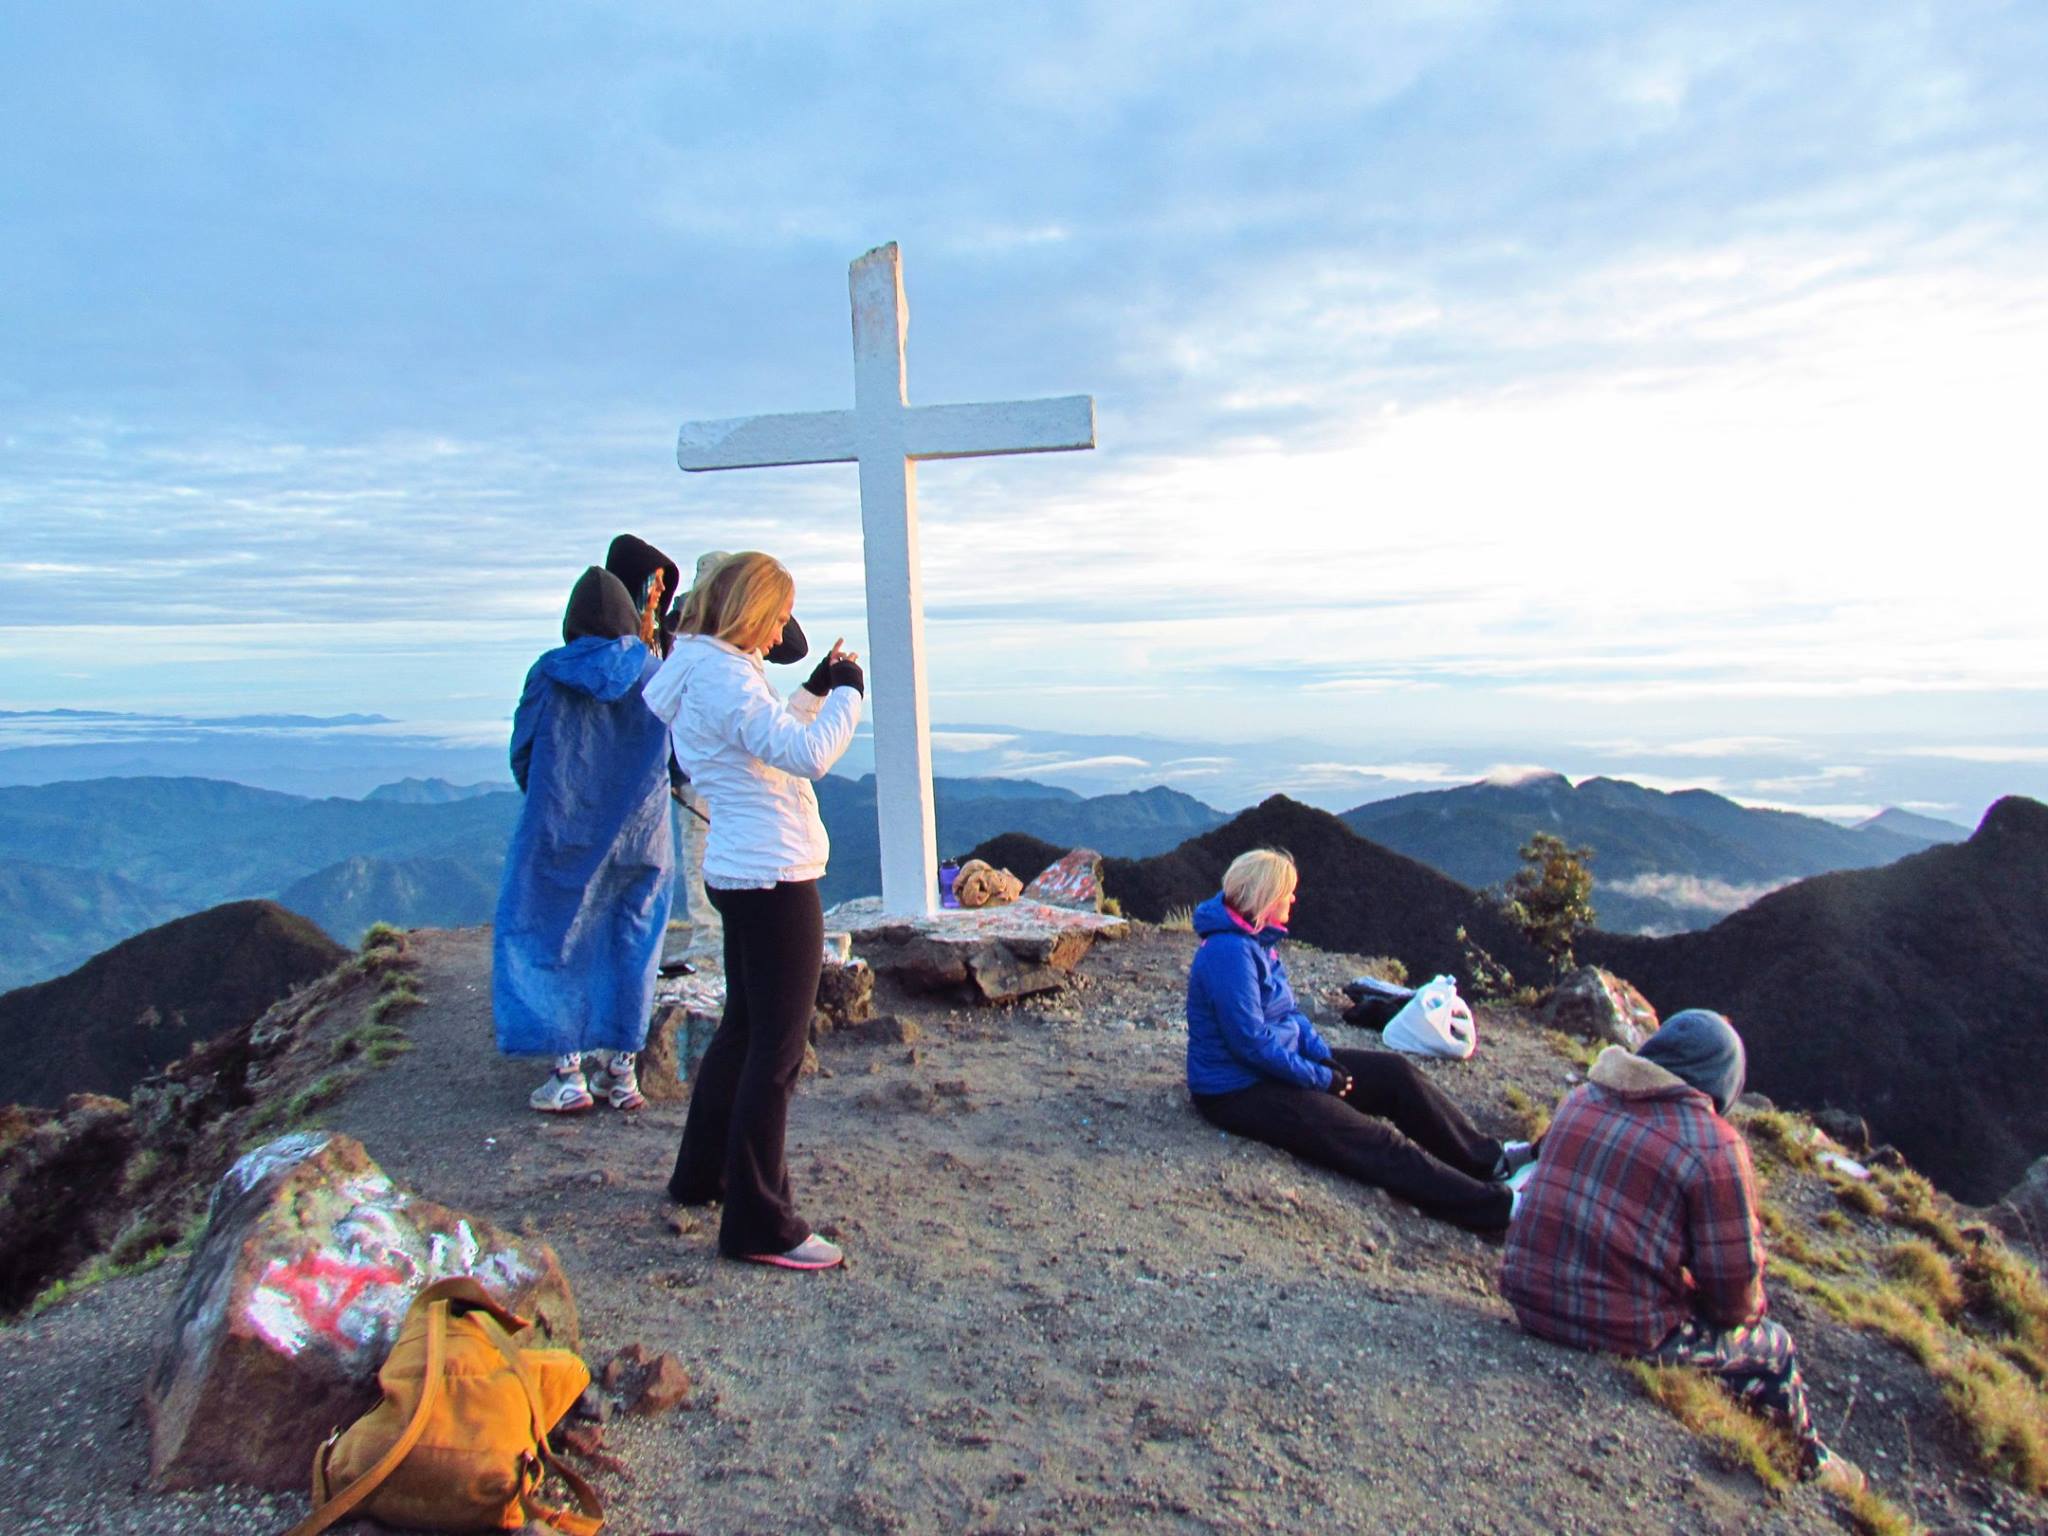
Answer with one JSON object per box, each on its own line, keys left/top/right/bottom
{"left": 1638, "top": 1008, "right": 1747, "bottom": 1115}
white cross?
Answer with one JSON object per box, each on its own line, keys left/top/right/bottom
{"left": 676, "top": 242, "right": 1097, "bottom": 916}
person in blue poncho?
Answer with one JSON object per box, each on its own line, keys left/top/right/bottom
{"left": 493, "top": 565, "right": 676, "bottom": 1113}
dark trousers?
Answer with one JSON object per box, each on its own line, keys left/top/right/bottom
{"left": 668, "top": 880, "right": 823, "bottom": 1257}
{"left": 1193, "top": 1047, "right": 1512, "bottom": 1233}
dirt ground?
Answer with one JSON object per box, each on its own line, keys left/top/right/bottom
{"left": 0, "top": 924, "right": 2036, "bottom": 1534}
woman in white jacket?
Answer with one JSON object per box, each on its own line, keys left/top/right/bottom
{"left": 642, "top": 551, "right": 864, "bottom": 1270}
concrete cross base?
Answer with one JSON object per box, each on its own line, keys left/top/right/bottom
{"left": 827, "top": 896, "right": 1130, "bottom": 1005}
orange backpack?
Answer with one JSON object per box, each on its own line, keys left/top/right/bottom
{"left": 280, "top": 1275, "right": 603, "bottom": 1535}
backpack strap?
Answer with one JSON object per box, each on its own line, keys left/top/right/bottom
{"left": 277, "top": 1297, "right": 448, "bottom": 1536}
{"left": 472, "top": 1310, "right": 605, "bottom": 1535}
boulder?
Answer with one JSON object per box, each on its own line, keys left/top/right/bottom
{"left": 1812, "top": 1107, "right": 1873, "bottom": 1156}
{"left": 1542, "top": 967, "right": 1659, "bottom": 1049}
{"left": 604, "top": 1342, "right": 693, "bottom": 1415}
{"left": 814, "top": 957, "right": 875, "bottom": 1031}
{"left": 637, "top": 1003, "right": 699, "bottom": 1105}
{"left": 1024, "top": 849, "right": 1105, "bottom": 912}
{"left": 147, "top": 1131, "right": 577, "bottom": 1491}
{"left": 1992, "top": 1156, "right": 2048, "bottom": 1250}
{"left": 854, "top": 926, "right": 1094, "bottom": 1005}
{"left": 954, "top": 859, "right": 1023, "bottom": 909}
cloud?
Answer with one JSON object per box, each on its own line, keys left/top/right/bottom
{"left": 1604, "top": 871, "right": 1789, "bottom": 915}
{"left": 929, "top": 731, "right": 1020, "bottom": 752}
{"left": 1877, "top": 745, "right": 2048, "bottom": 765}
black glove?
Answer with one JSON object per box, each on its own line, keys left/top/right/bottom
{"left": 827, "top": 658, "right": 865, "bottom": 696}
{"left": 802, "top": 655, "right": 835, "bottom": 697}
{"left": 1322, "top": 1063, "right": 1353, "bottom": 1099}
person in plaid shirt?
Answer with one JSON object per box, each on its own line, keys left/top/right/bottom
{"left": 1500, "top": 1010, "right": 1864, "bottom": 1496}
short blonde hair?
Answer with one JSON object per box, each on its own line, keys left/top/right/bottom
{"left": 677, "top": 551, "right": 792, "bottom": 653}
{"left": 1222, "top": 848, "right": 1297, "bottom": 925}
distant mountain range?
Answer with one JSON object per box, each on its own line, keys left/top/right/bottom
{"left": 1339, "top": 771, "right": 1964, "bottom": 934}
{"left": 0, "top": 774, "right": 1227, "bottom": 988}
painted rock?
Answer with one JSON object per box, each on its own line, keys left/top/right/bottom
{"left": 1023, "top": 849, "right": 1104, "bottom": 911}
{"left": 1541, "top": 966, "right": 1660, "bottom": 1050}
{"left": 146, "top": 1131, "right": 576, "bottom": 1491}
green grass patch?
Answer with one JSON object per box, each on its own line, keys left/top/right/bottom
{"left": 27, "top": 1240, "right": 181, "bottom": 1317}
{"left": 1843, "top": 1485, "right": 1925, "bottom": 1536}
{"left": 1627, "top": 1361, "right": 1797, "bottom": 1492}
{"left": 1885, "top": 1240, "right": 1963, "bottom": 1320}
{"left": 1540, "top": 1029, "right": 1602, "bottom": 1072}
{"left": 1502, "top": 1084, "right": 1551, "bottom": 1141}
{"left": 1160, "top": 906, "right": 1193, "bottom": 933}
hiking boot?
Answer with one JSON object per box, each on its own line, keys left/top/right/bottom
{"left": 1803, "top": 1448, "right": 1867, "bottom": 1498}
{"left": 603, "top": 1052, "right": 645, "bottom": 1111}
{"left": 739, "top": 1233, "right": 844, "bottom": 1271}
{"left": 530, "top": 1068, "right": 594, "bottom": 1114}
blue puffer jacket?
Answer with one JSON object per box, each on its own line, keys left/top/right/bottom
{"left": 1185, "top": 892, "right": 1336, "bottom": 1096}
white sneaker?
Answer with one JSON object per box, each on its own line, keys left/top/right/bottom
{"left": 1494, "top": 1140, "right": 1538, "bottom": 1181}
{"left": 603, "top": 1052, "right": 645, "bottom": 1111}
{"left": 530, "top": 1069, "right": 594, "bottom": 1113}
{"left": 740, "top": 1233, "right": 844, "bottom": 1270}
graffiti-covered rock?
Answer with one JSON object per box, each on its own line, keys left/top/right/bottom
{"left": 146, "top": 1131, "right": 576, "bottom": 1491}
{"left": 1024, "top": 849, "right": 1105, "bottom": 912}
{"left": 1541, "top": 966, "right": 1659, "bottom": 1050}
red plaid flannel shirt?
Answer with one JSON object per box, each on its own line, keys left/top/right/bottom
{"left": 1500, "top": 1059, "right": 1765, "bottom": 1355}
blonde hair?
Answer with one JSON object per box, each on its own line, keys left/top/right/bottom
{"left": 677, "top": 551, "right": 793, "bottom": 653}
{"left": 1222, "top": 848, "right": 1298, "bottom": 926}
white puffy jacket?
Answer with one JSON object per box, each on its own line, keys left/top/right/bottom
{"left": 641, "top": 635, "right": 862, "bottom": 888}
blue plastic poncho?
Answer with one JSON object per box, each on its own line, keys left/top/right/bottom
{"left": 492, "top": 628, "right": 676, "bottom": 1058}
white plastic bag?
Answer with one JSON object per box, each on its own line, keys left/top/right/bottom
{"left": 1382, "top": 974, "right": 1477, "bottom": 1059}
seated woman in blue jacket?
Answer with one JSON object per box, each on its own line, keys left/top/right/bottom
{"left": 1186, "top": 849, "right": 1528, "bottom": 1233}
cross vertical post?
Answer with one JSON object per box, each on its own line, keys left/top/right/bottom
{"left": 676, "top": 242, "right": 1096, "bottom": 917}
{"left": 848, "top": 247, "right": 939, "bottom": 916}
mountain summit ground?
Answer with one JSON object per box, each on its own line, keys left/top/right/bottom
{"left": 1, "top": 924, "right": 2040, "bottom": 1534}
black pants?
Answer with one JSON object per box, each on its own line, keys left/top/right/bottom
{"left": 668, "top": 880, "right": 823, "bottom": 1257}
{"left": 1193, "top": 1047, "right": 1512, "bottom": 1233}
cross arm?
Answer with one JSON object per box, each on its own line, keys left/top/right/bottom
{"left": 677, "top": 409, "right": 859, "bottom": 471}
{"left": 904, "top": 396, "right": 1096, "bottom": 462}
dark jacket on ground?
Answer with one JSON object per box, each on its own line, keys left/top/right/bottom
{"left": 1500, "top": 1045, "right": 1766, "bottom": 1355}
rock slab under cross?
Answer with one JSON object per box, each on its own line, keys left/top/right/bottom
{"left": 676, "top": 242, "right": 1097, "bottom": 916}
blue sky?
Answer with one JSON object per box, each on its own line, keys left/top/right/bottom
{"left": 4, "top": 2, "right": 2045, "bottom": 822}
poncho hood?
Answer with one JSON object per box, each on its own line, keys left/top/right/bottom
{"left": 534, "top": 635, "right": 650, "bottom": 703}
{"left": 563, "top": 565, "right": 639, "bottom": 644}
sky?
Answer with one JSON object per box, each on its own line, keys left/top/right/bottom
{"left": 3, "top": 2, "right": 2046, "bottom": 823}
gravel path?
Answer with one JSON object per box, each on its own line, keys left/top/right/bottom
{"left": 0, "top": 924, "right": 2002, "bottom": 1533}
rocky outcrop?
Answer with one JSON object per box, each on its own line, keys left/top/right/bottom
{"left": 147, "top": 1131, "right": 576, "bottom": 1492}
{"left": 1541, "top": 967, "right": 1659, "bottom": 1049}
{"left": 1992, "top": 1156, "right": 2048, "bottom": 1251}
{"left": 0, "top": 1092, "right": 140, "bottom": 1314}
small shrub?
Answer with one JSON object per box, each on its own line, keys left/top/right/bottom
{"left": 1741, "top": 1109, "right": 1816, "bottom": 1172}
{"left": 1820, "top": 1210, "right": 1853, "bottom": 1235}
{"left": 1161, "top": 906, "right": 1194, "bottom": 933}
{"left": 361, "top": 921, "right": 406, "bottom": 952}
{"left": 1541, "top": 1029, "right": 1601, "bottom": 1072}
{"left": 1627, "top": 1361, "right": 1796, "bottom": 1491}
{"left": 1360, "top": 956, "right": 1408, "bottom": 986}
{"left": 1455, "top": 925, "right": 1518, "bottom": 1002}
{"left": 285, "top": 1073, "right": 347, "bottom": 1123}
{"left": 1099, "top": 896, "right": 1122, "bottom": 917}
{"left": 1873, "top": 1167, "right": 1967, "bottom": 1256}
{"left": 1500, "top": 832, "right": 1596, "bottom": 976}
{"left": 1834, "top": 1179, "right": 1887, "bottom": 1218}
{"left": 367, "top": 983, "right": 424, "bottom": 1027}
{"left": 1940, "top": 1344, "right": 2048, "bottom": 1492}
{"left": 1886, "top": 1240, "right": 1964, "bottom": 1320}
{"left": 1843, "top": 1485, "right": 1924, "bottom": 1536}
{"left": 1502, "top": 1085, "right": 1551, "bottom": 1141}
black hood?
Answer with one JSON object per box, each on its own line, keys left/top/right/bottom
{"left": 605, "top": 534, "right": 680, "bottom": 612}
{"left": 765, "top": 617, "right": 808, "bottom": 666}
{"left": 562, "top": 566, "right": 639, "bottom": 644}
